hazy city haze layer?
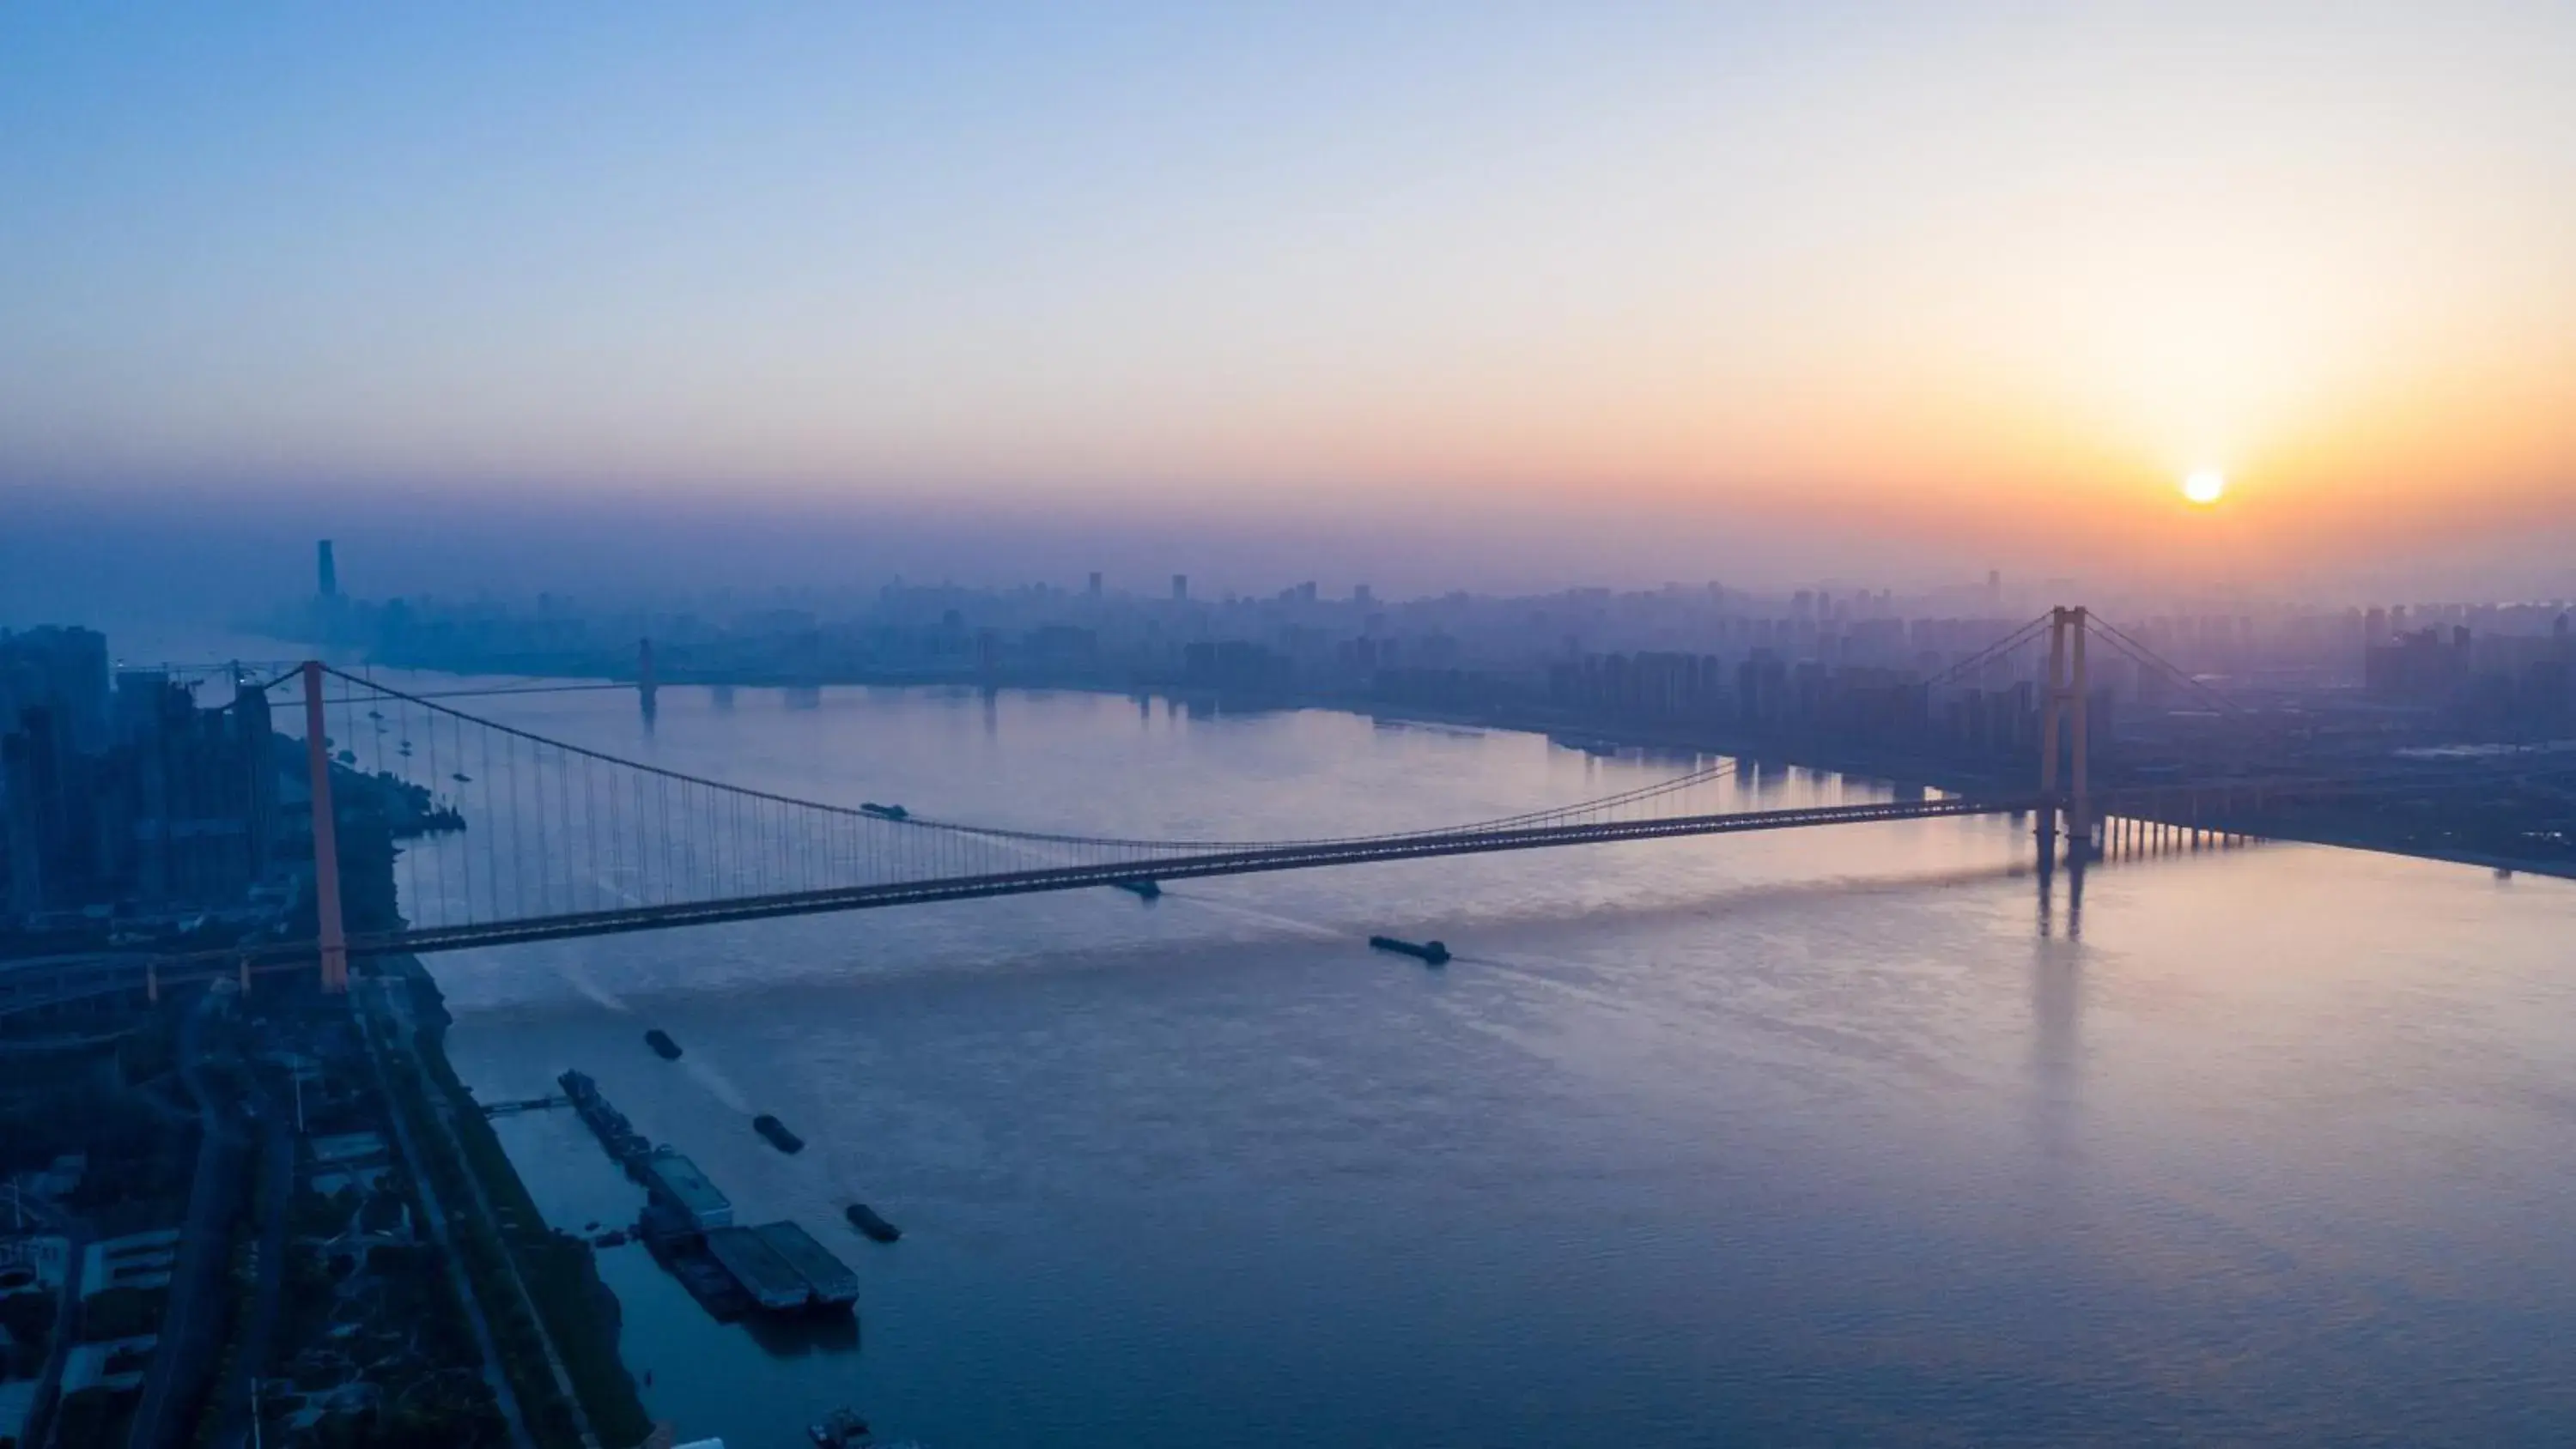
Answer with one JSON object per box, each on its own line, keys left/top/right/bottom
{"left": 3, "top": 2, "right": 2573, "bottom": 617}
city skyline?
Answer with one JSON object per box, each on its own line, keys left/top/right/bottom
{"left": 5, "top": 2, "right": 2573, "bottom": 613}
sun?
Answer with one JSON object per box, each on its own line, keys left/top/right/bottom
{"left": 2181, "top": 469, "right": 2227, "bottom": 505}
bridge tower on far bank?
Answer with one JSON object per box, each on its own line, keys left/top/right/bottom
{"left": 2037, "top": 606, "right": 2091, "bottom": 861}
{"left": 638, "top": 636, "right": 659, "bottom": 729}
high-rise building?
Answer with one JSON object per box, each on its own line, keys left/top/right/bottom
{"left": 0, "top": 626, "right": 112, "bottom": 755}
{"left": 318, "top": 539, "right": 339, "bottom": 598}
{"left": 1088, "top": 571, "right": 1104, "bottom": 597}
{"left": 3, "top": 651, "right": 285, "bottom": 924}
{"left": 1, "top": 712, "right": 56, "bottom": 916}
{"left": 1171, "top": 573, "right": 1188, "bottom": 602}
{"left": 108, "top": 671, "right": 281, "bottom": 912}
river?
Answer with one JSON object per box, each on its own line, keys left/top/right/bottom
{"left": 377, "top": 678, "right": 2576, "bottom": 1447}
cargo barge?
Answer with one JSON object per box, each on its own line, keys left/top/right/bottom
{"left": 678, "top": 1220, "right": 860, "bottom": 1315}
{"left": 756, "top": 1221, "right": 861, "bottom": 1307}
{"left": 1369, "top": 935, "right": 1451, "bottom": 965}
{"left": 706, "top": 1226, "right": 812, "bottom": 1311}
{"left": 645, "top": 1028, "right": 683, "bottom": 1060}
{"left": 1113, "top": 878, "right": 1162, "bottom": 900}
{"left": 640, "top": 1202, "right": 753, "bottom": 1321}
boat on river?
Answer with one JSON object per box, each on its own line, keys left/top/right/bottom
{"left": 845, "top": 1202, "right": 902, "bottom": 1242}
{"left": 645, "top": 1028, "right": 683, "bottom": 1060}
{"left": 1369, "top": 935, "right": 1450, "bottom": 966}
{"left": 755, "top": 1113, "right": 806, "bottom": 1154}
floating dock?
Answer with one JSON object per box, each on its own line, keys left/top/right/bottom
{"left": 560, "top": 1064, "right": 857, "bottom": 1319}
{"left": 562, "top": 1071, "right": 659, "bottom": 1167}
{"left": 640, "top": 1151, "right": 734, "bottom": 1229}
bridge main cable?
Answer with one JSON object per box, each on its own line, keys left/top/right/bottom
{"left": 318, "top": 664, "right": 1754, "bottom": 857}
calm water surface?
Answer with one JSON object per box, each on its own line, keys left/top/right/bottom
{"left": 391, "top": 682, "right": 2576, "bottom": 1447}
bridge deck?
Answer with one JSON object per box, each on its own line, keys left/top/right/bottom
{"left": 373, "top": 792, "right": 2041, "bottom": 956}
{"left": 11, "top": 792, "right": 2045, "bottom": 1005}
{"left": 19, "top": 770, "right": 2464, "bottom": 1013}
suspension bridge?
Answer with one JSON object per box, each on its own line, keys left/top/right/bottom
{"left": 5, "top": 608, "right": 2561, "bottom": 1012}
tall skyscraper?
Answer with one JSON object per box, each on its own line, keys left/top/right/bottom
{"left": 317, "top": 539, "right": 339, "bottom": 598}
{"left": 1088, "top": 571, "right": 1104, "bottom": 597}
{"left": 1171, "top": 573, "right": 1188, "bottom": 602}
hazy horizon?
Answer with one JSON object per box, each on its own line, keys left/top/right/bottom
{"left": 5, "top": 3, "right": 2573, "bottom": 627}
{"left": 9, "top": 479, "right": 2574, "bottom": 645}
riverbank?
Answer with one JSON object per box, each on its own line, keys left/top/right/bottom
{"left": 363, "top": 956, "right": 655, "bottom": 1449}
{"left": 334, "top": 780, "right": 653, "bottom": 1449}
{"left": 1340, "top": 697, "right": 2576, "bottom": 878}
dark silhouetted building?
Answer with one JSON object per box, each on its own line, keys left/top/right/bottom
{"left": 3, "top": 646, "right": 284, "bottom": 929}
{"left": 0, "top": 626, "right": 112, "bottom": 754}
